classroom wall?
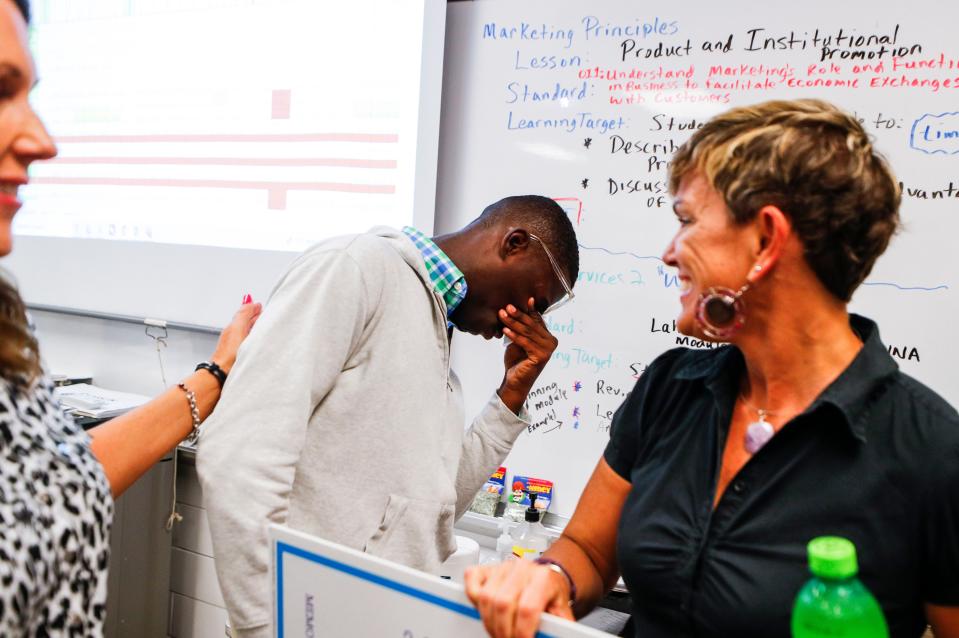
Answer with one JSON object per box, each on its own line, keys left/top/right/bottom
{"left": 32, "top": 309, "right": 219, "bottom": 397}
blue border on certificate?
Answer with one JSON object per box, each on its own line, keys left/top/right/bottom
{"left": 276, "top": 541, "right": 556, "bottom": 638}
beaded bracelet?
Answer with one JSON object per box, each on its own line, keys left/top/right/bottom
{"left": 177, "top": 382, "right": 201, "bottom": 445}
{"left": 534, "top": 557, "right": 577, "bottom": 606}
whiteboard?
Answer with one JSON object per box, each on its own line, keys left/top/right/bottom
{"left": 4, "top": 0, "right": 445, "bottom": 328}
{"left": 438, "top": 0, "right": 958, "bottom": 520}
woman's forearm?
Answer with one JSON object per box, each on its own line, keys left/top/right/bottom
{"left": 88, "top": 370, "right": 220, "bottom": 498}
{"left": 542, "top": 458, "right": 628, "bottom": 616}
{"left": 542, "top": 534, "right": 617, "bottom": 618}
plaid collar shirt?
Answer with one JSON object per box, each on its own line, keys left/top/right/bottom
{"left": 401, "top": 226, "right": 468, "bottom": 327}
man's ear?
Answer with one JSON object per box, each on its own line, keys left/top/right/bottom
{"left": 502, "top": 228, "right": 531, "bottom": 259}
{"left": 749, "top": 205, "right": 791, "bottom": 283}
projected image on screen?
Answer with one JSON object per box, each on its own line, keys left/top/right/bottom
{"left": 16, "top": 0, "right": 427, "bottom": 252}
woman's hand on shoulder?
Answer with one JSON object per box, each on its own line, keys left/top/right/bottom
{"left": 210, "top": 299, "right": 263, "bottom": 374}
{"left": 464, "top": 559, "right": 573, "bottom": 638}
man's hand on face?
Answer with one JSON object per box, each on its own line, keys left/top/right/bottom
{"left": 496, "top": 297, "right": 559, "bottom": 414}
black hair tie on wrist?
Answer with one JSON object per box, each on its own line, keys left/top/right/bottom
{"left": 195, "top": 361, "right": 227, "bottom": 388}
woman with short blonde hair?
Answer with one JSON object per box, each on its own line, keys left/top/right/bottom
{"left": 466, "top": 99, "right": 959, "bottom": 638}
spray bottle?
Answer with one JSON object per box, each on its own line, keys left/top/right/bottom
{"left": 495, "top": 518, "right": 517, "bottom": 562}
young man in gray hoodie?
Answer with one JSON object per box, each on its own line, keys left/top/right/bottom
{"left": 197, "top": 195, "right": 579, "bottom": 638}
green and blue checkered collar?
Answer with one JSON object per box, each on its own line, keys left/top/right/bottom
{"left": 401, "top": 226, "right": 468, "bottom": 320}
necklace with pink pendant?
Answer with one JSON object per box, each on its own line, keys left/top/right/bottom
{"left": 744, "top": 406, "right": 776, "bottom": 454}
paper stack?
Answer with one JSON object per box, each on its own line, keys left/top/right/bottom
{"left": 55, "top": 383, "right": 151, "bottom": 419}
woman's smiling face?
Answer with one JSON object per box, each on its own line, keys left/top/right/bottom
{"left": 661, "top": 172, "right": 757, "bottom": 340}
{"left": 0, "top": 0, "right": 57, "bottom": 257}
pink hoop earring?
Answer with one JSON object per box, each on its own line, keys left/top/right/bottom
{"left": 695, "top": 283, "right": 750, "bottom": 340}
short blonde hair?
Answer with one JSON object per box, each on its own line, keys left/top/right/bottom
{"left": 669, "top": 99, "right": 900, "bottom": 301}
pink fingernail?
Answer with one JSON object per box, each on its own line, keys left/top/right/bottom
{"left": 242, "top": 293, "right": 252, "bottom": 304}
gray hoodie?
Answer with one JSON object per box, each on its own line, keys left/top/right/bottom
{"left": 197, "top": 227, "right": 529, "bottom": 638}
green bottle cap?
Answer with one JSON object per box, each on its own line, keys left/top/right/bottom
{"left": 807, "top": 536, "right": 858, "bottom": 579}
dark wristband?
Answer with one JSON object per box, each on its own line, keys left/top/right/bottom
{"left": 195, "top": 361, "right": 227, "bottom": 388}
{"left": 534, "top": 557, "right": 577, "bottom": 605}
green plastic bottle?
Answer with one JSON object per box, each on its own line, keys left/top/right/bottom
{"left": 791, "top": 536, "right": 889, "bottom": 638}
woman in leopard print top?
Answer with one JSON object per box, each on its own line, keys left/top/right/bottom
{"left": 0, "top": 3, "right": 261, "bottom": 633}
{"left": 0, "top": 377, "right": 113, "bottom": 635}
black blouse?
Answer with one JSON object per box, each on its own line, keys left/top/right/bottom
{"left": 604, "top": 315, "right": 959, "bottom": 638}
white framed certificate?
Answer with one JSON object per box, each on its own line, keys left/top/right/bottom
{"left": 270, "top": 525, "right": 615, "bottom": 638}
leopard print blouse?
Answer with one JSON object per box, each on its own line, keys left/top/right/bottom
{"left": 0, "top": 376, "right": 113, "bottom": 636}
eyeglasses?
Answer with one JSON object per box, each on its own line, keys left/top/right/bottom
{"left": 528, "top": 233, "right": 575, "bottom": 315}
